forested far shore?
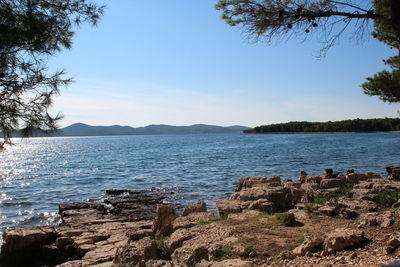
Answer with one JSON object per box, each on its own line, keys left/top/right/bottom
{"left": 245, "top": 118, "right": 400, "bottom": 134}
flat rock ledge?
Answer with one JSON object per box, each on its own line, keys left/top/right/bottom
{"left": 2, "top": 166, "right": 400, "bottom": 266}
{"left": 0, "top": 191, "right": 165, "bottom": 267}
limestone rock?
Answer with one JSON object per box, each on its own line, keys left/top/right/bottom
{"left": 293, "top": 236, "right": 324, "bottom": 256}
{"left": 172, "top": 212, "right": 214, "bottom": 231}
{"left": 126, "top": 229, "right": 153, "bottom": 242}
{"left": 216, "top": 200, "right": 248, "bottom": 215}
{"left": 0, "top": 226, "right": 58, "bottom": 266}
{"left": 152, "top": 205, "right": 178, "bottom": 239}
{"left": 235, "top": 176, "right": 281, "bottom": 191}
{"left": 323, "top": 228, "right": 365, "bottom": 254}
{"left": 320, "top": 178, "right": 343, "bottom": 189}
{"left": 113, "top": 237, "right": 158, "bottom": 266}
{"left": 182, "top": 201, "right": 207, "bottom": 216}
{"left": 171, "top": 224, "right": 233, "bottom": 266}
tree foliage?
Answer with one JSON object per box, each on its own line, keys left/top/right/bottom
{"left": 245, "top": 117, "right": 400, "bottom": 133}
{"left": 0, "top": 0, "right": 104, "bottom": 150}
{"left": 216, "top": 0, "right": 400, "bottom": 102}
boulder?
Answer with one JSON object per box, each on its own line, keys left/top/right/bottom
{"left": 182, "top": 201, "right": 207, "bottom": 216}
{"left": 152, "top": 205, "right": 178, "bottom": 239}
{"left": 0, "top": 226, "right": 58, "bottom": 266}
{"left": 229, "top": 187, "right": 290, "bottom": 212}
{"left": 113, "top": 237, "right": 158, "bottom": 265}
{"left": 323, "top": 228, "right": 365, "bottom": 254}
{"left": 293, "top": 236, "right": 324, "bottom": 256}
{"left": 386, "top": 235, "right": 400, "bottom": 254}
{"left": 216, "top": 200, "right": 248, "bottom": 215}
{"left": 171, "top": 224, "right": 233, "bottom": 266}
{"left": 247, "top": 199, "right": 273, "bottom": 213}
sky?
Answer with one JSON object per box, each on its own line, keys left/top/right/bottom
{"left": 48, "top": 0, "right": 399, "bottom": 128}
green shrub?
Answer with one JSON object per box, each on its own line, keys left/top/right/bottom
{"left": 313, "top": 195, "right": 326, "bottom": 205}
{"left": 376, "top": 190, "right": 400, "bottom": 209}
{"left": 240, "top": 243, "right": 254, "bottom": 257}
{"left": 330, "top": 187, "right": 353, "bottom": 198}
{"left": 153, "top": 237, "right": 171, "bottom": 260}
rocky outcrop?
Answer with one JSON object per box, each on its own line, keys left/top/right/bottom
{"left": 323, "top": 228, "right": 365, "bottom": 254}
{"left": 152, "top": 205, "right": 178, "bottom": 239}
{"left": 182, "top": 201, "right": 207, "bottom": 216}
{"left": 0, "top": 226, "right": 58, "bottom": 266}
{"left": 0, "top": 190, "right": 165, "bottom": 267}
{"left": 293, "top": 236, "right": 323, "bottom": 256}
{"left": 3, "top": 166, "right": 400, "bottom": 267}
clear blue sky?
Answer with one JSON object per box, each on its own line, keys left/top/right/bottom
{"left": 48, "top": 0, "right": 399, "bottom": 127}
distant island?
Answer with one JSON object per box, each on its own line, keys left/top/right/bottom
{"left": 244, "top": 118, "right": 400, "bottom": 134}
{"left": 31, "top": 123, "right": 251, "bottom": 137}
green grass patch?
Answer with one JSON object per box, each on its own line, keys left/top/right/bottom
{"left": 297, "top": 233, "right": 306, "bottom": 243}
{"left": 313, "top": 195, "right": 326, "bottom": 205}
{"left": 252, "top": 212, "right": 272, "bottom": 220}
{"left": 196, "top": 214, "right": 228, "bottom": 226}
{"left": 330, "top": 187, "right": 353, "bottom": 198}
{"left": 376, "top": 190, "right": 400, "bottom": 209}
{"left": 211, "top": 241, "right": 254, "bottom": 259}
{"left": 152, "top": 236, "right": 171, "bottom": 260}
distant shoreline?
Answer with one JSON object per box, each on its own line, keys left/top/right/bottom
{"left": 244, "top": 131, "right": 400, "bottom": 135}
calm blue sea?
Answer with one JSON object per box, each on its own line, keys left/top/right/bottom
{"left": 1, "top": 133, "right": 400, "bottom": 238}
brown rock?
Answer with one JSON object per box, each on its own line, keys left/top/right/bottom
{"left": 172, "top": 212, "right": 214, "bottom": 231}
{"left": 216, "top": 200, "right": 247, "bottom": 215}
{"left": 293, "top": 236, "right": 324, "bottom": 256}
{"left": 323, "top": 228, "right": 365, "bottom": 254}
{"left": 248, "top": 199, "right": 273, "bottom": 213}
{"left": 126, "top": 229, "right": 153, "bottom": 242}
{"left": 388, "top": 235, "right": 400, "bottom": 249}
{"left": 0, "top": 226, "right": 58, "bottom": 266}
{"left": 171, "top": 224, "right": 233, "bottom": 266}
{"left": 113, "top": 237, "right": 158, "bottom": 265}
{"left": 320, "top": 179, "right": 343, "bottom": 189}
{"left": 182, "top": 201, "right": 207, "bottom": 216}
{"left": 152, "top": 205, "right": 178, "bottom": 239}
{"left": 235, "top": 176, "right": 281, "bottom": 191}
{"left": 305, "top": 175, "right": 323, "bottom": 184}
{"left": 229, "top": 187, "right": 290, "bottom": 212}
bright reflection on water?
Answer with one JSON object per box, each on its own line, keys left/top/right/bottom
{"left": 1, "top": 133, "right": 400, "bottom": 240}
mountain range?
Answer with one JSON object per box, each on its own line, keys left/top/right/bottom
{"left": 49, "top": 123, "right": 251, "bottom": 136}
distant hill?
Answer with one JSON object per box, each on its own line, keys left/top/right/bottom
{"left": 55, "top": 123, "right": 251, "bottom": 136}
{"left": 244, "top": 118, "right": 400, "bottom": 134}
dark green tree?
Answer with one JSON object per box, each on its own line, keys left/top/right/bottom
{"left": 0, "top": 0, "right": 104, "bottom": 150}
{"left": 216, "top": 0, "right": 400, "bottom": 102}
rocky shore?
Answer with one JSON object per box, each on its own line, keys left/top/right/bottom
{"left": 2, "top": 167, "right": 400, "bottom": 266}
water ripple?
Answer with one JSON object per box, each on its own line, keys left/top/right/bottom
{"left": 1, "top": 133, "right": 400, "bottom": 238}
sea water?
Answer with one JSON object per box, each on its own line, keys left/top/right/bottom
{"left": 1, "top": 133, "right": 400, "bottom": 237}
